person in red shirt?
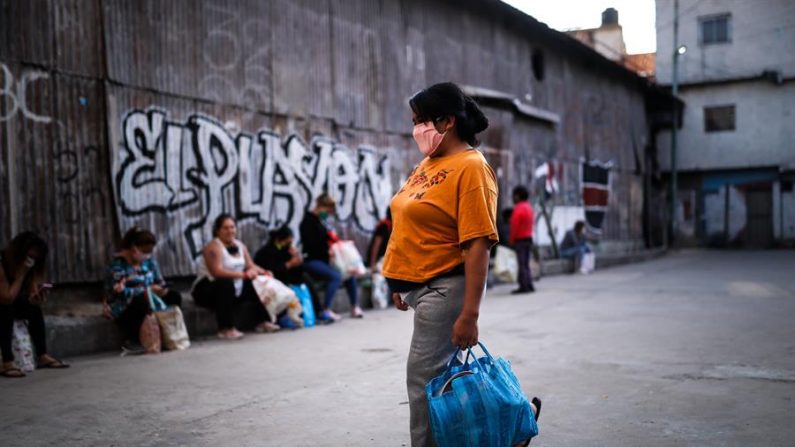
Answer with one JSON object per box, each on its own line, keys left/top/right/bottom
{"left": 509, "top": 186, "right": 535, "bottom": 294}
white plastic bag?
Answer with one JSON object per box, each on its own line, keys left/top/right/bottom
{"left": 330, "top": 241, "right": 367, "bottom": 280}
{"left": 155, "top": 306, "right": 191, "bottom": 351}
{"left": 493, "top": 246, "right": 518, "bottom": 283}
{"left": 12, "top": 320, "right": 36, "bottom": 372}
{"left": 252, "top": 275, "right": 304, "bottom": 326}
{"left": 580, "top": 252, "right": 595, "bottom": 274}
{"left": 371, "top": 259, "right": 389, "bottom": 309}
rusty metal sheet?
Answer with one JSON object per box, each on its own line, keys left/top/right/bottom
{"left": 103, "top": 0, "right": 272, "bottom": 113}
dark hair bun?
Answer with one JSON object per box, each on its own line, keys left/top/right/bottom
{"left": 464, "top": 98, "right": 489, "bottom": 134}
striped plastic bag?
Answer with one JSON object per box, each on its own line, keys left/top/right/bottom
{"left": 426, "top": 342, "right": 538, "bottom": 447}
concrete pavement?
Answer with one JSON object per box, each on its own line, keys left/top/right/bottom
{"left": 1, "top": 250, "right": 794, "bottom": 446}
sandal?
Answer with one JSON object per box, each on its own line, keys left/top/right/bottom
{"left": 38, "top": 357, "right": 70, "bottom": 369}
{"left": 1, "top": 367, "right": 26, "bottom": 378}
{"left": 531, "top": 397, "right": 542, "bottom": 421}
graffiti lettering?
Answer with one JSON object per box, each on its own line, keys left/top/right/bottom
{"left": 114, "top": 108, "right": 392, "bottom": 258}
{"left": 0, "top": 63, "right": 52, "bottom": 123}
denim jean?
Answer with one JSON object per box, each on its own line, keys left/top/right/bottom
{"left": 513, "top": 238, "right": 534, "bottom": 291}
{"left": 303, "top": 260, "right": 359, "bottom": 310}
{"left": 560, "top": 244, "right": 591, "bottom": 265}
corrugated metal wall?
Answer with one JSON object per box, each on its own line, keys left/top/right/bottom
{"left": 1, "top": 0, "right": 651, "bottom": 283}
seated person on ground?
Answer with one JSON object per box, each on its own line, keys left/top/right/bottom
{"left": 104, "top": 227, "right": 183, "bottom": 353}
{"left": 559, "top": 220, "right": 593, "bottom": 267}
{"left": 1, "top": 232, "right": 68, "bottom": 378}
{"left": 254, "top": 226, "right": 322, "bottom": 318}
{"left": 300, "top": 193, "right": 363, "bottom": 321}
{"left": 192, "top": 214, "right": 276, "bottom": 339}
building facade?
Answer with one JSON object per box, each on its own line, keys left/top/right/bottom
{"left": 1, "top": 0, "right": 670, "bottom": 287}
{"left": 656, "top": 0, "right": 795, "bottom": 247}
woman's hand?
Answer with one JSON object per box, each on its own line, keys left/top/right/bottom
{"left": 392, "top": 292, "right": 409, "bottom": 311}
{"left": 29, "top": 288, "right": 47, "bottom": 305}
{"left": 112, "top": 278, "right": 126, "bottom": 294}
{"left": 150, "top": 284, "right": 166, "bottom": 296}
{"left": 451, "top": 313, "right": 479, "bottom": 349}
{"left": 243, "top": 269, "right": 258, "bottom": 280}
{"left": 102, "top": 300, "right": 114, "bottom": 320}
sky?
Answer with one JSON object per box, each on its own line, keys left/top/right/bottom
{"left": 501, "top": 0, "right": 657, "bottom": 54}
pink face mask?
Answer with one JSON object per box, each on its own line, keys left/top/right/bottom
{"left": 412, "top": 122, "right": 446, "bottom": 157}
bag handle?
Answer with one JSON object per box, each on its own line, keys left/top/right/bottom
{"left": 443, "top": 342, "right": 495, "bottom": 373}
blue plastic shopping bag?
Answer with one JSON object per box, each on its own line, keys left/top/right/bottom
{"left": 289, "top": 284, "right": 315, "bottom": 327}
{"left": 426, "top": 342, "right": 538, "bottom": 447}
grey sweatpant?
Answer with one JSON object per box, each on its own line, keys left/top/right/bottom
{"left": 404, "top": 274, "right": 467, "bottom": 447}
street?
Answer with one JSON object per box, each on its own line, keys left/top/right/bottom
{"left": 2, "top": 250, "right": 794, "bottom": 447}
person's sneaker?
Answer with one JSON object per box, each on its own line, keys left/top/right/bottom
{"left": 321, "top": 310, "right": 342, "bottom": 322}
{"left": 217, "top": 329, "right": 245, "bottom": 340}
{"left": 120, "top": 340, "right": 146, "bottom": 356}
{"left": 256, "top": 321, "right": 282, "bottom": 333}
{"left": 350, "top": 306, "right": 364, "bottom": 319}
{"left": 510, "top": 288, "right": 535, "bottom": 295}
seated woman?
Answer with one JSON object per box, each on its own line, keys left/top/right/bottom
{"left": 300, "top": 193, "right": 363, "bottom": 321}
{"left": 1, "top": 232, "right": 68, "bottom": 378}
{"left": 104, "top": 227, "right": 183, "bottom": 353}
{"left": 254, "top": 226, "right": 322, "bottom": 317}
{"left": 559, "top": 220, "right": 593, "bottom": 271}
{"left": 192, "top": 214, "right": 275, "bottom": 339}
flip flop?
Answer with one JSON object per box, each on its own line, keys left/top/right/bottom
{"left": 1, "top": 367, "right": 26, "bottom": 378}
{"left": 532, "top": 397, "right": 542, "bottom": 421}
{"left": 37, "top": 358, "right": 70, "bottom": 369}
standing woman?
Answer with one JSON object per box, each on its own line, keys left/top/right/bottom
{"left": 0, "top": 232, "right": 68, "bottom": 378}
{"left": 382, "top": 82, "right": 498, "bottom": 445}
{"left": 192, "top": 214, "right": 274, "bottom": 339}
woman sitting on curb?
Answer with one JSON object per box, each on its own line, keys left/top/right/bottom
{"left": 300, "top": 193, "right": 364, "bottom": 321}
{"left": 192, "top": 214, "right": 276, "bottom": 339}
{"left": 1, "top": 232, "right": 68, "bottom": 378}
{"left": 104, "top": 227, "right": 183, "bottom": 353}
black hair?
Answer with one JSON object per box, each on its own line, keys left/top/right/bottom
{"left": 212, "top": 214, "right": 236, "bottom": 237}
{"left": 3, "top": 231, "right": 49, "bottom": 277}
{"left": 512, "top": 186, "right": 529, "bottom": 201}
{"left": 120, "top": 226, "right": 157, "bottom": 249}
{"left": 575, "top": 221, "right": 586, "bottom": 232}
{"left": 409, "top": 82, "right": 489, "bottom": 147}
{"left": 269, "top": 225, "right": 293, "bottom": 242}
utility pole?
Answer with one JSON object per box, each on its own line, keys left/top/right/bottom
{"left": 670, "top": 0, "right": 680, "bottom": 244}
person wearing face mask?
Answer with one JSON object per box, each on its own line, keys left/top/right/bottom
{"left": 192, "top": 214, "right": 275, "bottom": 340}
{"left": 1, "top": 232, "right": 67, "bottom": 378}
{"left": 254, "top": 226, "right": 323, "bottom": 318}
{"left": 383, "top": 82, "right": 541, "bottom": 446}
{"left": 105, "top": 227, "right": 183, "bottom": 353}
{"left": 299, "top": 193, "right": 364, "bottom": 322}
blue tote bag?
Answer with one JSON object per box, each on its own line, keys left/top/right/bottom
{"left": 426, "top": 342, "right": 538, "bottom": 447}
{"left": 289, "top": 284, "right": 315, "bottom": 327}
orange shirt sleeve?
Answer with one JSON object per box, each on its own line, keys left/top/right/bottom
{"left": 456, "top": 159, "right": 499, "bottom": 246}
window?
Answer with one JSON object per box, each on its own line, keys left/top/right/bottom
{"left": 704, "top": 105, "right": 736, "bottom": 132}
{"left": 531, "top": 49, "right": 545, "bottom": 81}
{"left": 699, "top": 14, "right": 731, "bottom": 45}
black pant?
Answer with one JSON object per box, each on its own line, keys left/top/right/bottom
{"left": 192, "top": 278, "right": 269, "bottom": 330}
{"left": 0, "top": 296, "right": 48, "bottom": 362}
{"left": 116, "top": 290, "right": 182, "bottom": 344}
{"left": 514, "top": 238, "right": 535, "bottom": 291}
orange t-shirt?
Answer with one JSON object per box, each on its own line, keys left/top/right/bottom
{"left": 382, "top": 149, "right": 499, "bottom": 283}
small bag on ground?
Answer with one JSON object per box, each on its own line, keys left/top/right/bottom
{"left": 371, "top": 259, "right": 389, "bottom": 309}
{"left": 493, "top": 246, "right": 519, "bottom": 283}
{"left": 580, "top": 252, "right": 595, "bottom": 274}
{"left": 155, "top": 306, "right": 191, "bottom": 351}
{"left": 11, "top": 320, "right": 36, "bottom": 373}
{"left": 139, "top": 313, "right": 161, "bottom": 354}
{"left": 289, "top": 284, "right": 316, "bottom": 327}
